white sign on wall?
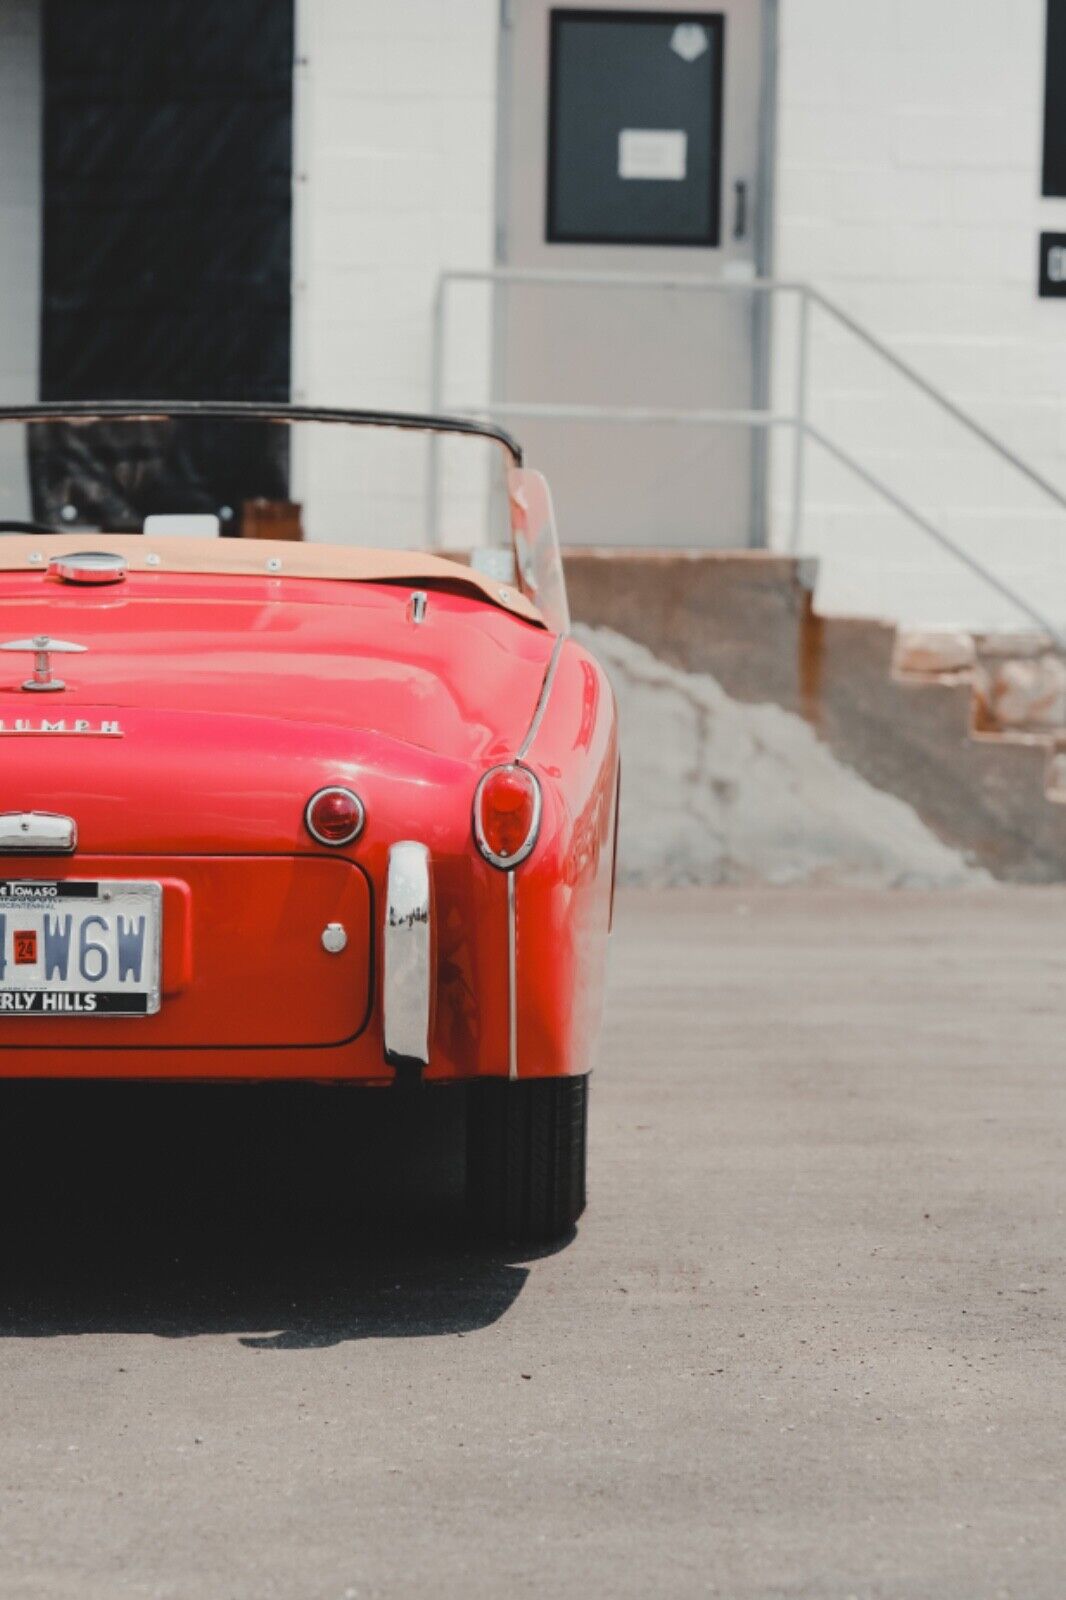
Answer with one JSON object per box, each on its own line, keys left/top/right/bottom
{"left": 618, "top": 128, "right": 688, "bottom": 182}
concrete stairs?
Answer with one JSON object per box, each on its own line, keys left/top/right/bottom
{"left": 563, "top": 548, "right": 1066, "bottom": 882}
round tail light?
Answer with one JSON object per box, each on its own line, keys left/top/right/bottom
{"left": 305, "top": 786, "right": 365, "bottom": 846}
{"left": 473, "top": 764, "right": 542, "bottom": 868}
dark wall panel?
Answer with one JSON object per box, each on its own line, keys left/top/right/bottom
{"left": 40, "top": 0, "right": 293, "bottom": 402}
{"left": 1044, "top": 0, "right": 1066, "bottom": 195}
{"left": 34, "top": 0, "right": 293, "bottom": 527}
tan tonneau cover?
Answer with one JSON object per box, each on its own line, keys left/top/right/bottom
{"left": 0, "top": 534, "right": 544, "bottom": 625}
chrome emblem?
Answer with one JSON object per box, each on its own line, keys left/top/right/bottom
{"left": 1, "top": 635, "right": 87, "bottom": 693}
{"left": 0, "top": 718, "right": 122, "bottom": 737}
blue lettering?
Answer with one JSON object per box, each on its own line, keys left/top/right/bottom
{"left": 0, "top": 913, "right": 5, "bottom": 981}
{"left": 78, "top": 916, "right": 108, "bottom": 984}
{"left": 116, "top": 916, "right": 146, "bottom": 983}
{"left": 43, "top": 914, "right": 73, "bottom": 981}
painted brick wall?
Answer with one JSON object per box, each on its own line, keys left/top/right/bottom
{"left": 771, "top": 0, "right": 1066, "bottom": 632}
{"left": 0, "top": 0, "right": 40, "bottom": 520}
{"left": 291, "top": 0, "right": 501, "bottom": 548}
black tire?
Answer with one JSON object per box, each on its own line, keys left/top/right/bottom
{"left": 466, "top": 1076, "right": 588, "bottom": 1244}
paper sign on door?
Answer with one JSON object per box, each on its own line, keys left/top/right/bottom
{"left": 618, "top": 129, "right": 687, "bottom": 182}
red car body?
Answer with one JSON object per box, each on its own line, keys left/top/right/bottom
{"left": 0, "top": 404, "right": 618, "bottom": 1239}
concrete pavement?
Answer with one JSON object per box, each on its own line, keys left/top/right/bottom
{"left": 0, "top": 888, "right": 1064, "bottom": 1598}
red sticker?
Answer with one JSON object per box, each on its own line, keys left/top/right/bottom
{"left": 14, "top": 931, "right": 38, "bottom": 965}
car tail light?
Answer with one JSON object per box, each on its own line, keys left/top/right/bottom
{"left": 473, "top": 764, "right": 542, "bottom": 868}
{"left": 305, "top": 786, "right": 365, "bottom": 846}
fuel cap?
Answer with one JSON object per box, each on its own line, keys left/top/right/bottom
{"left": 49, "top": 551, "right": 128, "bottom": 586}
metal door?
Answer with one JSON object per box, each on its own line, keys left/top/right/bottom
{"left": 495, "top": 1, "right": 771, "bottom": 547}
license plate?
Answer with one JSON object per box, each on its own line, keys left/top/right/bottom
{"left": 0, "top": 880, "right": 162, "bottom": 1017}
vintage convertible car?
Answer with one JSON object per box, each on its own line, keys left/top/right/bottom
{"left": 0, "top": 402, "right": 618, "bottom": 1242}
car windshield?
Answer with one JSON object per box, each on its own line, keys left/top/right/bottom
{"left": 0, "top": 404, "right": 569, "bottom": 632}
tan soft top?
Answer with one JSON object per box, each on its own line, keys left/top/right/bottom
{"left": 0, "top": 534, "right": 545, "bottom": 626}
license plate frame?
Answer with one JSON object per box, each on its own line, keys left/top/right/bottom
{"left": 0, "top": 879, "right": 162, "bottom": 1018}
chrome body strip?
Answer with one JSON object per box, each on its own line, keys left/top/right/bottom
{"left": 0, "top": 812, "right": 77, "bottom": 854}
{"left": 507, "top": 870, "right": 518, "bottom": 1080}
{"left": 505, "top": 632, "right": 566, "bottom": 1079}
{"left": 516, "top": 631, "right": 566, "bottom": 761}
{"left": 383, "top": 841, "right": 432, "bottom": 1068}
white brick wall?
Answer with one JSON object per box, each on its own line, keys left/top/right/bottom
{"left": 291, "top": 0, "right": 501, "bottom": 547}
{"left": 6, "top": 0, "right": 1058, "bottom": 620}
{"left": 772, "top": 0, "right": 1066, "bottom": 632}
{"left": 0, "top": 0, "right": 40, "bottom": 520}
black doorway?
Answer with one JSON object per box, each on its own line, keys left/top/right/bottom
{"left": 34, "top": 0, "right": 293, "bottom": 527}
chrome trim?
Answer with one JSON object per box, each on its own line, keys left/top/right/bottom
{"left": 472, "top": 764, "right": 543, "bottom": 870}
{"left": 0, "top": 719, "right": 122, "bottom": 737}
{"left": 507, "top": 869, "right": 518, "bottom": 1081}
{"left": 304, "top": 786, "right": 366, "bottom": 847}
{"left": 0, "top": 635, "right": 86, "bottom": 693}
{"left": 0, "top": 812, "right": 77, "bottom": 854}
{"left": 50, "top": 551, "right": 128, "bottom": 586}
{"left": 384, "top": 842, "right": 432, "bottom": 1067}
{"left": 516, "top": 632, "right": 565, "bottom": 760}
{"left": 407, "top": 590, "right": 428, "bottom": 625}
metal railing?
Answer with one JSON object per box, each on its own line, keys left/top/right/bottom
{"left": 429, "top": 267, "right": 1066, "bottom": 646}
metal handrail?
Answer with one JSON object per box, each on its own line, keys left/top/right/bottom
{"left": 805, "top": 287, "right": 1066, "bottom": 519}
{"left": 430, "top": 267, "right": 1066, "bottom": 645}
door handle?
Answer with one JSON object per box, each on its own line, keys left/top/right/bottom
{"left": 733, "top": 180, "right": 748, "bottom": 241}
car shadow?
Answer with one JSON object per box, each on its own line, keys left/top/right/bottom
{"left": 0, "top": 1084, "right": 560, "bottom": 1348}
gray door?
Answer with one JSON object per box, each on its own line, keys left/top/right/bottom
{"left": 495, "top": 0, "right": 770, "bottom": 547}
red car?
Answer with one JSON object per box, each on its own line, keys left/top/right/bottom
{"left": 0, "top": 403, "right": 619, "bottom": 1243}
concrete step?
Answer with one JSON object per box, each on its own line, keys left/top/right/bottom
{"left": 564, "top": 548, "right": 1066, "bottom": 881}
{"left": 892, "top": 627, "right": 1066, "bottom": 733}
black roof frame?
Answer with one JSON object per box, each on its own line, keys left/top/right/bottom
{"left": 0, "top": 401, "right": 524, "bottom": 466}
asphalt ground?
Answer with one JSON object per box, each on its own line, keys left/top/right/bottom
{"left": 0, "top": 887, "right": 1064, "bottom": 1599}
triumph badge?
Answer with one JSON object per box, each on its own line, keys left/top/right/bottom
{"left": 0, "top": 636, "right": 87, "bottom": 693}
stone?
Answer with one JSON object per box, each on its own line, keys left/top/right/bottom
{"left": 988, "top": 656, "right": 1066, "bottom": 729}
{"left": 894, "top": 630, "right": 976, "bottom": 676}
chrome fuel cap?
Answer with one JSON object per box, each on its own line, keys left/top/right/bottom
{"left": 50, "top": 551, "right": 128, "bottom": 586}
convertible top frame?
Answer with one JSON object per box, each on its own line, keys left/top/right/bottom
{"left": 0, "top": 400, "right": 524, "bottom": 467}
{"left": 0, "top": 399, "right": 572, "bottom": 633}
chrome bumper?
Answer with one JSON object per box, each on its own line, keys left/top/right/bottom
{"left": 383, "top": 841, "right": 432, "bottom": 1068}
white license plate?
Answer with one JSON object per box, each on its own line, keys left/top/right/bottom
{"left": 0, "top": 880, "right": 162, "bottom": 1017}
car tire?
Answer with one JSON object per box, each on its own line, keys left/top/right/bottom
{"left": 466, "top": 1076, "right": 588, "bottom": 1244}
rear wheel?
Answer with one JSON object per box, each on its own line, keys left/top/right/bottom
{"left": 466, "top": 1076, "right": 588, "bottom": 1244}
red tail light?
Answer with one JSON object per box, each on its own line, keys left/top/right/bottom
{"left": 305, "top": 786, "right": 365, "bottom": 846}
{"left": 473, "top": 764, "right": 542, "bottom": 868}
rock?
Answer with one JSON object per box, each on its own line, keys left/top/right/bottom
{"left": 988, "top": 656, "right": 1066, "bottom": 728}
{"left": 976, "top": 631, "right": 1054, "bottom": 660}
{"left": 894, "top": 630, "right": 976, "bottom": 676}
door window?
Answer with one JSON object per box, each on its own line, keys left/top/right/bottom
{"left": 546, "top": 9, "right": 725, "bottom": 246}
